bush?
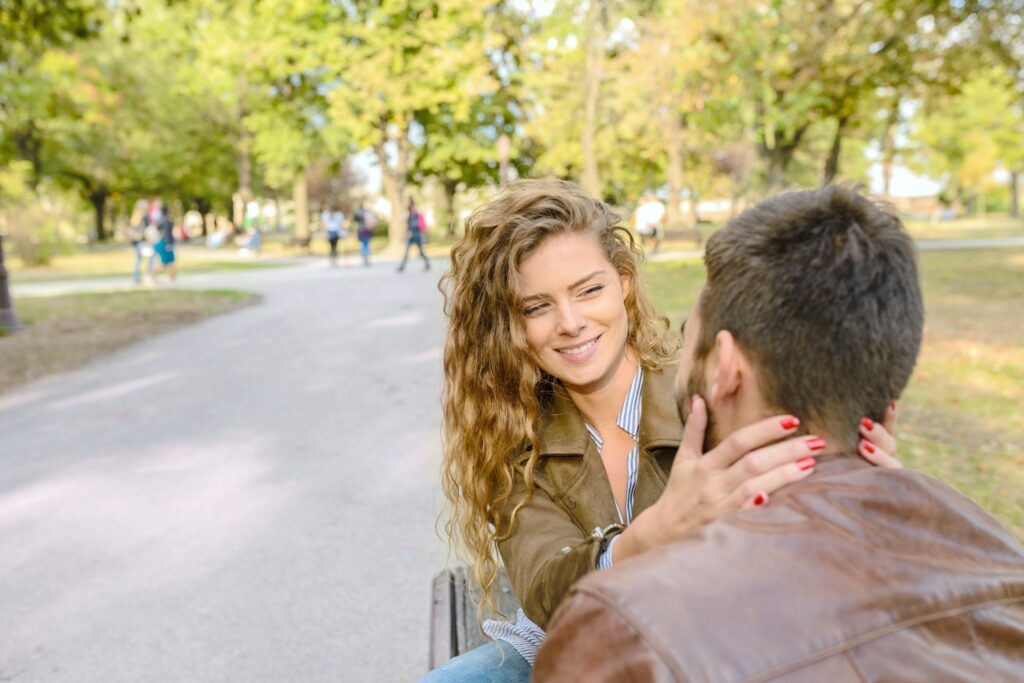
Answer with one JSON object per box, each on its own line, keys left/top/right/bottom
{"left": 0, "top": 164, "right": 83, "bottom": 266}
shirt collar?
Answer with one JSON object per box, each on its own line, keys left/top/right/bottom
{"left": 529, "top": 361, "right": 682, "bottom": 459}
{"left": 584, "top": 367, "right": 644, "bottom": 450}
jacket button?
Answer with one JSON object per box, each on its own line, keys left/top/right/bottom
{"left": 565, "top": 496, "right": 576, "bottom": 509}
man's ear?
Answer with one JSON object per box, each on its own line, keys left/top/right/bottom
{"left": 707, "top": 330, "right": 741, "bottom": 405}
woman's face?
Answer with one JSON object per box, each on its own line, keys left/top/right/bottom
{"left": 517, "top": 232, "right": 631, "bottom": 393}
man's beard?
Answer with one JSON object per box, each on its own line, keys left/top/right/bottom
{"left": 686, "top": 359, "right": 721, "bottom": 453}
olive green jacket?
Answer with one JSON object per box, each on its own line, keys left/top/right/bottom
{"left": 496, "top": 362, "right": 684, "bottom": 629}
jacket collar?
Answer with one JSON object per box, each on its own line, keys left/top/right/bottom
{"left": 529, "top": 361, "right": 684, "bottom": 460}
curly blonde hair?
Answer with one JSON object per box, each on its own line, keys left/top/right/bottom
{"left": 439, "top": 179, "right": 678, "bottom": 616}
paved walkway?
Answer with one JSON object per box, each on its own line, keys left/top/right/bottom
{"left": 1, "top": 260, "right": 447, "bottom": 682}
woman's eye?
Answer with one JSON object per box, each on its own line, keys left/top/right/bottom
{"left": 581, "top": 285, "right": 604, "bottom": 296}
{"left": 523, "top": 304, "right": 547, "bottom": 316}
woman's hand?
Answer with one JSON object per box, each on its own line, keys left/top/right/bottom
{"left": 614, "top": 395, "right": 821, "bottom": 562}
{"left": 858, "top": 402, "right": 901, "bottom": 469}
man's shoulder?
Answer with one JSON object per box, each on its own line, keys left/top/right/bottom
{"left": 555, "top": 463, "right": 1024, "bottom": 681}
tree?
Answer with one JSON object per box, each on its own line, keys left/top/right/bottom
{"left": 310, "top": 0, "right": 498, "bottom": 249}
{"left": 911, "top": 68, "right": 1023, "bottom": 213}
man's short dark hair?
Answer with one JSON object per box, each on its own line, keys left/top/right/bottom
{"left": 696, "top": 185, "right": 923, "bottom": 449}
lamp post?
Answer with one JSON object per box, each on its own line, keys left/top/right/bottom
{"left": 0, "top": 233, "right": 24, "bottom": 333}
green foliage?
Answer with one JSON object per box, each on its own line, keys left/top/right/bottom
{"left": 1, "top": 0, "right": 1022, "bottom": 245}
{"left": 911, "top": 68, "right": 1024, "bottom": 206}
{"left": 1, "top": 180, "right": 84, "bottom": 265}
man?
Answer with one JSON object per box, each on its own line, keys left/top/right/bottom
{"left": 321, "top": 205, "right": 346, "bottom": 267}
{"left": 397, "top": 198, "right": 430, "bottom": 272}
{"left": 533, "top": 186, "right": 1024, "bottom": 682}
{"left": 635, "top": 193, "right": 666, "bottom": 254}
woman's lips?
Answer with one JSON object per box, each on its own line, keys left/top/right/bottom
{"left": 555, "top": 334, "right": 602, "bottom": 364}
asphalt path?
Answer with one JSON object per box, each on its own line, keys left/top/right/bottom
{"left": 1, "top": 259, "right": 448, "bottom": 682}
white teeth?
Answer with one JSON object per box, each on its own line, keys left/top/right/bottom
{"left": 558, "top": 338, "right": 597, "bottom": 355}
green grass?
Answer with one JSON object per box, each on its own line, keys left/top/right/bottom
{"left": 8, "top": 244, "right": 297, "bottom": 282}
{"left": 903, "top": 214, "right": 1024, "bottom": 241}
{"left": 1, "top": 289, "right": 259, "bottom": 394}
{"left": 642, "top": 248, "right": 1024, "bottom": 538}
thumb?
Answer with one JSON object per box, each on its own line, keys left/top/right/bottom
{"left": 677, "top": 394, "right": 707, "bottom": 462}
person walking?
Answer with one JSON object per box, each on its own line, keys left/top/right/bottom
{"left": 150, "top": 202, "right": 176, "bottom": 283}
{"left": 127, "top": 199, "right": 151, "bottom": 285}
{"left": 321, "top": 205, "right": 346, "bottom": 267}
{"left": 354, "top": 203, "right": 376, "bottom": 266}
{"left": 397, "top": 198, "right": 429, "bottom": 272}
{"left": 634, "top": 193, "right": 666, "bottom": 254}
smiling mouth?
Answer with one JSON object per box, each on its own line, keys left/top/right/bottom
{"left": 557, "top": 335, "right": 601, "bottom": 356}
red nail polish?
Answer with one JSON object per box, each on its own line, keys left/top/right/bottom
{"left": 796, "top": 456, "right": 816, "bottom": 471}
{"left": 780, "top": 416, "right": 800, "bottom": 430}
{"left": 753, "top": 493, "right": 767, "bottom": 506}
{"left": 861, "top": 417, "right": 874, "bottom": 431}
{"left": 805, "top": 436, "right": 826, "bottom": 451}
{"left": 862, "top": 440, "right": 875, "bottom": 455}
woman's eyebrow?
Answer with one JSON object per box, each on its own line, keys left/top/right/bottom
{"left": 521, "top": 270, "right": 606, "bottom": 302}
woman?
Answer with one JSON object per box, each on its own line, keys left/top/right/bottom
{"left": 426, "top": 179, "right": 898, "bottom": 681}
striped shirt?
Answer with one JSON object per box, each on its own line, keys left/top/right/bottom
{"left": 482, "top": 367, "right": 645, "bottom": 665}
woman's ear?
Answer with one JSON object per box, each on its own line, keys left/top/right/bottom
{"left": 620, "top": 272, "right": 632, "bottom": 300}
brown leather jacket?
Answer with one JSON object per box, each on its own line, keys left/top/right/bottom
{"left": 495, "top": 363, "right": 683, "bottom": 628}
{"left": 534, "top": 458, "right": 1024, "bottom": 682}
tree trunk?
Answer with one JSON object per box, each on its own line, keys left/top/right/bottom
{"left": 13, "top": 123, "right": 43, "bottom": 188}
{"left": 758, "top": 113, "right": 808, "bottom": 192}
{"left": 880, "top": 102, "right": 899, "bottom": 200}
{"left": 90, "top": 187, "right": 109, "bottom": 242}
{"left": 196, "top": 198, "right": 212, "bottom": 236}
{"left": 443, "top": 177, "right": 458, "bottom": 238}
{"left": 823, "top": 116, "right": 848, "bottom": 185}
{"left": 663, "top": 111, "right": 686, "bottom": 231}
{"left": 235, "top": 132, "right": 254, "bottom": 228}
{"left": 375, "top": 120, "right": 411, "bottom": 252}
{"left": 689, "top": 190, "right": 702, "bottom": 226}
{"left": 1010, "top": 170, "right": 1020, "bottom": 219}
{"left": 292, "top": 172, "right": 309, "bottom": 241}
{"left": 581, "top": 0, "right": 606, "bottom": 198}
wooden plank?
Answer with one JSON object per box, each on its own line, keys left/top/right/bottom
{"left": 428, "top": 569, "right": 456, "bottom": 669}
{"left": 430, "top": 565, "right": 525, "bottom": 669}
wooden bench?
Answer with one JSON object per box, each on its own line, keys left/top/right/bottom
{"left": 429, "top": 566, "right": 521, "bottom": 668}
{"left": 661, "top": 226, "right": 704, "bottom": 246}
{"left": 290, "top": 234, "right": 313, "bottom": 250}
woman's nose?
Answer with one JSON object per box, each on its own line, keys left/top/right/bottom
{"left": 555, "top": 303, "right": 584, "bottom": 336}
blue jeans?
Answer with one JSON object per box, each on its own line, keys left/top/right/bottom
{"left": 419, "top": 641, "right": 530, "bottom": 683}
{"left": 132, "top": 242, "right": 155, "bottom": 283}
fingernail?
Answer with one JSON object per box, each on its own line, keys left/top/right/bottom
{"left": 805, "top": 436, "right": 826, "bottom": 451}
{"left": 780, "top": 416, "right": 800, "bottom": 430}
{"left": 796, "top": 456, "right": 816, "bottom": 471}
{"left": 861, "top": 417, "right": 874, "bottom": 431}
{"left": 753, "top": 492, "right": 768, "bottom": 506}
{"left": 861, "top": 439, "right": 875, "bottom": 455}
